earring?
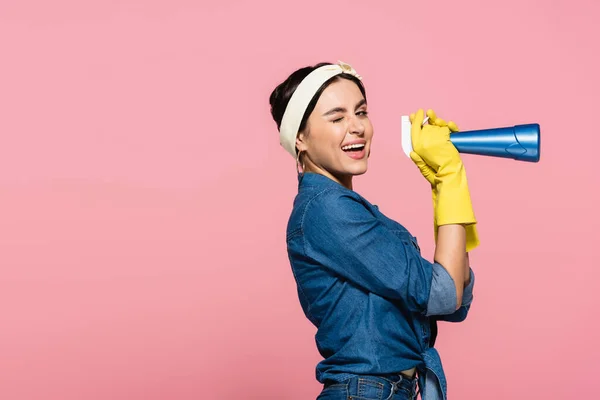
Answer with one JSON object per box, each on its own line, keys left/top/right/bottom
{"left": 296, "top": 150, "right": 305, "bottom": 174}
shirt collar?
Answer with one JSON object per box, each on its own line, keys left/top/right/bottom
{"left": 297, "top": 172, "right": 347, "bottom": 190}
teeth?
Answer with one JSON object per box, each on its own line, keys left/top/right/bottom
{"left": 342, "top": 143, "right": 365, "bottom": 150}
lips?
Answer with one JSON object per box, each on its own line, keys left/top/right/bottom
{"left": 344, "top": 147, "right": 366, "bottom": 160}
{"left": 341, "top": 139, "right": 367, "bottom": 150}
{"left": 341, "top": 141, "right": 367, "bottom": 160}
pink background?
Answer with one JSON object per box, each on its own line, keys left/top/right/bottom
{"left": 1, "top": 0, "right": 598, "bottom": 399}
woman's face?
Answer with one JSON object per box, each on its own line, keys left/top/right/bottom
{"left": 296, "top": 78, "right": 373, "bottom": 188}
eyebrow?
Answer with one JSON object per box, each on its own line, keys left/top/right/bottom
{"left": 322, "top": 98, "right": 367, "bottom": 116}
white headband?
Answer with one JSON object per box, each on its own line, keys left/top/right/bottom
{"left": 279, "top": 60, "right": 363, "bottom": 158}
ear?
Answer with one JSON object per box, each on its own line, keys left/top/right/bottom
{"left": 295, "top": 132, "right": 308, "bottom": 153}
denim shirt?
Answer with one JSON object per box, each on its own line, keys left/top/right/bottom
{"left": 285, "top": 172, "right": 475, "bottom": 400}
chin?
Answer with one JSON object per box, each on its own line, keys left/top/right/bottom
{"left": 347, "top": 162, "right": 368, "bottom": 176}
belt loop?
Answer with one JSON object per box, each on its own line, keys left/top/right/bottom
{"left": 384, "top": 375, "right": 403, "bottom": 400}
{"left": 385, "top": 379, "right": 397, "bottom": 400}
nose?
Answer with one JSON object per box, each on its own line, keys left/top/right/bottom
{"left": 349, "top": 114, "right": 365, "bottom": 136}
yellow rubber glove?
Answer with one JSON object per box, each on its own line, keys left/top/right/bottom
{"left": 409, "top": 109, "right": 480, "bottom": 252}
{"left": 408, "top": 111, "right": 453, "bottom": 242}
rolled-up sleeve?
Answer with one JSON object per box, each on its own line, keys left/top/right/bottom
{"left": 425, "top": 263, "right": 458, "bottom": 316}
{"left": 434, "top": 267, "right": 475, "bottom": 323}
{"left": 462, "top": 268, "right": 475, "bottom": 306}
{"left": 302, "top": 188, "right": 453, "bottom": 315}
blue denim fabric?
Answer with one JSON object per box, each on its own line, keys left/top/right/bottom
{"left": 317, "top": 373, "right": 419, "bottom": 400}
{"left": 285, "top": 172, "right": 475, "bottom": 400}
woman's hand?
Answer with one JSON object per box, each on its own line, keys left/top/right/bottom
{"left": 408, "top": 108, "right": 480, "bottom": 252}
{"left": 409, "top": 109, "right": 461, "bottom": 174}
{"left": 409, "top": 109, "right": 460, "bottom": 187}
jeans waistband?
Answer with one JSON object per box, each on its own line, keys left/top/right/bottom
{"left": 324, "top": 373, "right": 418, "bottom": 399}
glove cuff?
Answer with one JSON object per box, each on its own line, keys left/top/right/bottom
{"left": 433, "top": 221, "right": 480, "bottom": 252}
{"left": 465, "top": 224, "right": 480, "bottom": 252}
{"left": 434, "top": 179, "right": 476, "bottom": 225}
{"left": 433, "top": 166, "right": 480, "bottom": 252}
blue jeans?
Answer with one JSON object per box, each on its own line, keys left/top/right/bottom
{"left": 316, "top": 374, "right": 419, "bottom": 400}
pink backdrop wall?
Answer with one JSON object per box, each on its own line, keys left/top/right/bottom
{"left": 1, "top": 1, "right": 598, "bottom": 399}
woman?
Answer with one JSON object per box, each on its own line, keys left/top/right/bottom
{"left": 268, "top": 61, "right": 480, "bottom": 400}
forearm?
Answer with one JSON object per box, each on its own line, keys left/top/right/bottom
{"left": 434, "top": 224, "right": 467, "bottom": 308}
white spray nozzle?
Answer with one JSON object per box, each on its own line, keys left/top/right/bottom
{"left": 400, "top": 115, "right": 429, "bottom": 157}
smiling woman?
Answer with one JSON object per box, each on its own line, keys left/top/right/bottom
{"left": 269, "top": 62, "right": 369, "bottom": 190}
{"left": 296, "top": 78, "right": 372, "bottom": 189}
{"left": 268, "top": 61, "right": 479, "bottom": 400}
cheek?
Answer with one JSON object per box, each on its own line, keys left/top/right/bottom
{"left": 318, "top": 126, "right": 345, "bottom": 148}
{"left": 365, "top": 122, "right": 374, "bottom": 139}
{"left": 332, "top": 124, "right": 349, "bottom": 141}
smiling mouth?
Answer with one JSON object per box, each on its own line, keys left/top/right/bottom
{"left": 341, "top": 143, "right": 366, "bottom": 152}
